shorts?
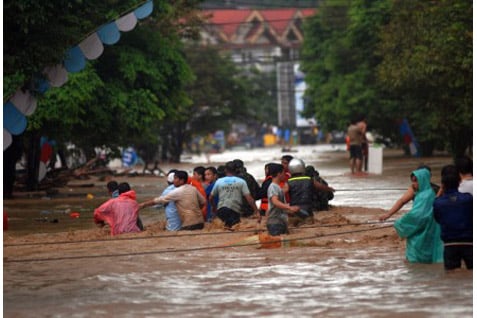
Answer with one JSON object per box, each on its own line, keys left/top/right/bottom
{"left": 267, "top": 222, "right": 288, "bottom": 236}
{"left": 216, "top": 207, "right": 241, "bottom": 227}
{"left": 444, "top": 244, "right": 473, "bottom": 270}
{"left": 349, "top": 144, "right": 363, "bottom": 160}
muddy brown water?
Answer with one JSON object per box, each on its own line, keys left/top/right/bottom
{"left": 3, "top": 145, "right": 472, "bottom": 317}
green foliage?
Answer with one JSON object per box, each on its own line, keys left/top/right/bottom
{"left": 301, "top": 0, "right": 392, "bottom": 132}
{"left": 183, "top": 45, "right": 276, "bottom": 135}
{"left": 301, "top": 0, "right": 471, "bottom": 156}
{"left": 377, "top": 0, "right": 472, "bottom": 155}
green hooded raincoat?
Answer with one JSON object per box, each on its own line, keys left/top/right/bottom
{"left": 394, "top": 168, "right": 443, "bottom": 263}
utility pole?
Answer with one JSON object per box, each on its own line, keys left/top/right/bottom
{"left": 276, "top": 48, "right": 296, "bottom": 129}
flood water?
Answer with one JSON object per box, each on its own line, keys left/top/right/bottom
{"left": 3, "top": 145, "right": 473, "bottom": 317}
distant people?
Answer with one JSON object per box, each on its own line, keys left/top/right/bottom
{"left": 286, "top": 159, "right": 335, "bottom": 227}
{"left": 433, "top": 165, "right": 472, "bottom": 270}
{"left": 347, "top": 117, "right": 365, "bottom": 175}
{"left": 204, "top": 166, "right": 219, "bottom": 222}
{"left": 358, "top": 116, "right": 368, "bottom": 172}
{"left": 209, "top": 161, "right": 259, "bottom": 228}
{"left": 140, "top": 170, "right": 205, "bottom": 231}
{"left": 455, "top": 156, "right": 473, "bottom": 195}
{"left": 94, "top": 182, "right": 142, "bottom": 236}
{"left": 233, "top": 159, "right": 260, "bottom": 217}
{"left": 379, "top": 165, "right": 439, "bottom": 221}
{"left": 266, "top": 163, "right": 301, "bottom": 236}
{"left": 392, "top": 168, "right": 443, "bottom": 263}
{"left": 107, "top": 180, "right": 119, "bottom": 198}
{"left": 159, "top": 170, "right": 182, "bottom": 231}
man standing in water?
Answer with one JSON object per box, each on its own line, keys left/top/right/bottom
{"left": 209, "top": 161, "right": 259, "bottom": 228}
{"left": 433, "top": 165, "right": 472, "bottom": 270}
{"left": 347, "top": 117, "right": 365, "bottom": 175}
{"left": 140, "top": 170, "right": 205, "bottom": 231}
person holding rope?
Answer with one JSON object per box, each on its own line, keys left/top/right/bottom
{"left": 140, "top": 170, "right": 206, "bottom": 231}
{"left": 265, "top": 163, "right": 301, "bottom": 236}
{"left": 158, "top": 170, "right": 182, "bottom": 231}
{"left": 209, "top": 161, "right": 260, "bottom": 228}
{"left": 94, "top": 182, "right": 142, "bottom": 236}
{"left": 392, "top": 168, "right": 443, "bottom": 263}
{"left": 378, "top": 165, "right": 439, "bottom": 222}
{"left": 286, "top": 158, "right": 335, "bottom": 227}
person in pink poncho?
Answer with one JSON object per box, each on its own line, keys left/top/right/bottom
{"left": 94, "top": 182, "right": 142, "bottom": 236}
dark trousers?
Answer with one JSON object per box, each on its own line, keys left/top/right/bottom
{"left": 216, "top": 207, "right": 241, "bottom": 227}
{"left": 444, "top": 244, "right": 473, "bottom": 270}
{"left": 180, "top": 223, "right": 204, "bottom": 231}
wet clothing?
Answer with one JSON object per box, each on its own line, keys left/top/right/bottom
{"left": 211, "top": 176, "right": 250, "bottom": 215}
{"left": 205, "top": 181, "right": 218, "bottom": 222}
{"left": 94, "top": 190, "right": 141, "bottom": 236}
{"left": 394, "top": 169, "right": 443, "bottom": 263}
{"left": 288, "top": 175, "right": 314, "bottom": 214}
{"left": 305, "top": 166, "right": 333, "bottom": 211}
{"left": 216, "top": 207, "right": 241, "bottom": 227}
{"left": 237, "top": 171, "right": 260, "bottom": 217}
{"left": 161, "top": 184, "right": 182, "bottom": 231}
{"left": 258, "top": 176, "right": 273, "bottom": 215}
{"left": 433, "top": 188, "right": 473, "bottom": 269}
{"left": 154, "top": 184, "right": 205, "bottom": 229}
{"left": 287, "top": 175, "right": 315, "bottom": 226}
{"left": 266, "top": 182, "right": 289, "bottom": 236}
{"left": 189, "top": 177, "right": 207, "bottom": 220}
{"left": 347, "top": 124, "right": 363, "bottom": 160}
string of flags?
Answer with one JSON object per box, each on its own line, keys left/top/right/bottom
{"left": 3, "top": 0, "right": 154, "bottom": 151}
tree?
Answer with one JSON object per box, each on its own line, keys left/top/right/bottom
{"left": 4, "top": 0, "right": 202, "bottom": 194}
{"left": 300, "top": 0, "right": 395, "bottom": 136}
{"left": 377, "top": 0, "right": 472, "bottom": 156}
{"left": 161, "top": 45, "right": 278, "bottom": 161}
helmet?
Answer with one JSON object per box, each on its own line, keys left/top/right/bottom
{"left": 288, "top": 158, "right": 306, "bottom": 175}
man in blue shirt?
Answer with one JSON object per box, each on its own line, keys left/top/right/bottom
{"left": 434, "top": 165, "right": 473, "bottom": 270}
{"left": 160, "top": 170, "right": 182, "bottom": 231}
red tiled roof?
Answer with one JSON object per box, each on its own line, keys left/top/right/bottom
{"left": 201, "top": 9, "right": 316, "bottom": 42}
{"left": 203, "top": 10, "right": 253, "bottom": 38}
{"left": 260, "top": 9, "right": 297, "bottom": 36}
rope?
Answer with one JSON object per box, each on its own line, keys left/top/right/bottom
{"left": 335, "top": 188, "right": 407, "bottom": 191}
{"left": 4, "top": 220, "right": 396, "bottom": 248}
{"left": 4, "top": 225, "right": 394, "bottom": 263}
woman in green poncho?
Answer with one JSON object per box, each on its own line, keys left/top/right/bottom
{"left": 393, "top": 168, "right": 443, "bottom": 263}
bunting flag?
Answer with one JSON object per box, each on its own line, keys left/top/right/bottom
{"left": 3, "top": 0, "right": 154, "bottom": 151}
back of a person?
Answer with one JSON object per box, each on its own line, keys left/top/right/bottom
{"left": 110, "top": 193, "right": 140, "bottom": 235}
{"left": 434, "top": 189, "right": 473, "bottom": 242}
{"left": 347, "top": 123, "right": 362, "bottom": 145}
{"left": 174, "top": 184, "right": 204, "bottom": 227}
{"left": 288, "top": 175, "right": 314, "bottom": 213}
{"left": 214, "top": 175, "right": 248, "bottom": 213}
{"left": 267, "top": 182, "right": 287, "bottom": 224}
